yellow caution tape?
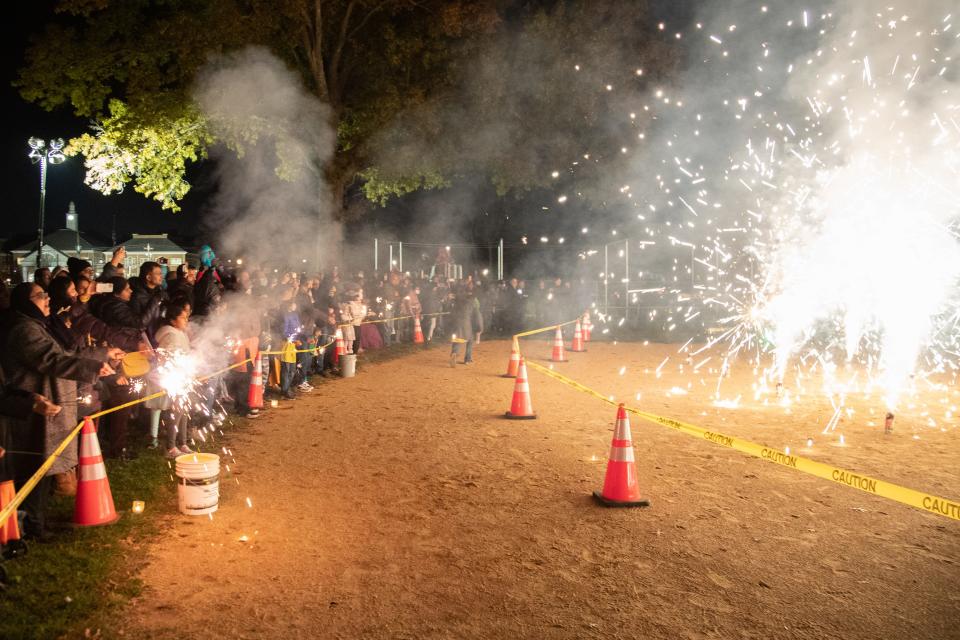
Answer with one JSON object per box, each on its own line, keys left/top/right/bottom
{"left": 513, "top": 317, "right": 581, "bottom": 339}
{"left": 2, "top": 313, "right": 449, "bottom": 528}
{"left": 261, "top": 338, "right": 336, "bottom": 356}
{"left": 524, "top": 360, "right": 960, "bottom": 522}
{"left": 337, "top": 311, "right": 448, "bottom": 330}
{"left": 0, "top": 357, "right": 254, "bottom": 528}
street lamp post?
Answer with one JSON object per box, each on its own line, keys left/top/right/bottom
{"left": 28, "top": 137, "right": 66, "bottom": 270}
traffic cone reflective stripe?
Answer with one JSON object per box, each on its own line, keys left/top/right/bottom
{"left": 247, "top": 351, "right": 264, "bottom": 409}
{"left": 78, "top": 459, "right": 107, "bottom": 482}
{"left": 503, "top": 337, "right": 521, "bottom": 377}
{"left": 74, "top": 418, "right": 119, "bottom": 526}
{"left": 593, "top": 405, "right": 649, "bottom": 508}
{"left": 551, "top": 326, "right": 568, "bottom": 362}
{"left": 570, "top": 320, "right": 586, "bottom": 352}
{"left": 505, "top": 357, "right": 536, "bottom": 419}
{"left": 413, "top": 315, "right": 425, "bottom": 344}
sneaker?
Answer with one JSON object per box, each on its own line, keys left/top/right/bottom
{"left": 245, "top": 411, "right": 261, "bottom": 419}
{"left": 298, "top": 382, "right": 313, "bottom": 392}
{"left": 179, "top": 445, "right": 194, "bottom": 454}
{"left": 165, "top": 447, "right": 182, "bottom": 459}
{"left": 146, "top": 438, "right": 159, "bottom": 450}
{"left": 463, "top": 360, "right": 475, "bottom": 365}
{"left": 283, "top": 390, "right": 296, "bottom": 400}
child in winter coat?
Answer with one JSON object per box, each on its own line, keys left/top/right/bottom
{"left": 146, "top": 299, "right": 195, "bottom": 458}
{"left": 279, "top": 301, "right": 301, "bottom": 399}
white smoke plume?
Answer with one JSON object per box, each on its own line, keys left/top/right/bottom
{"left": 193, "top": 46, "right": 340, "bottom": 271}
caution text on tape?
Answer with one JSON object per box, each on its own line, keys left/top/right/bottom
{"left": 524, "top": 360, "right": 960, "bottom": 522}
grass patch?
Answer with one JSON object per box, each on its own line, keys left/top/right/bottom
{"left": 0, "top": 339, "right": 434, "bottom": 638}
{"left": 0, "top": 417, "right": 252, "bottom": 640}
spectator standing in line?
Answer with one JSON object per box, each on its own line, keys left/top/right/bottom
{"left": 130, "top": 261, "right": 168, "bottom": 347}
{"left": 1, "top": 283, "right": 118, "bottom": 541}
{"left": 193, "top": 245, "right": 223, "bottom": 317}
{"left": 449, "top": 285, "right": 483, "bottom": 367}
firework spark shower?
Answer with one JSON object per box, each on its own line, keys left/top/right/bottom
{"left": 619, "top": 1, "right": 960, "bottom": 409}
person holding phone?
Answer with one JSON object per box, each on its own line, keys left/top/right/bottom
{"left": 100, "top": 246, "right": 126, "bottom": 281}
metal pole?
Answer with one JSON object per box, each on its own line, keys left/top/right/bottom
{"left": 36, "top": 158, "right": 47, "bottom": 270}
{"left": 374, "top": 238, "right": 379, "bottom": 272}
{"left": 389, "top": 244, "right": 394, "bottom": 271}
{"left": 498, "top": 238, "right": 504, "bottom": 280}
{"left": 399, "top": 241, "right": 403, "bottom": 272}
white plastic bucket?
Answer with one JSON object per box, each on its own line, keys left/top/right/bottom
{"left": 340, "top": 354, "right": 357, "bottom": 378}
{"left": 175, "top": 453, "right": 220, "bottom": 516}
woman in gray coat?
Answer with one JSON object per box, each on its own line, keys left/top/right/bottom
{"left": 449, "top": 285, "right": 484, "bottom": 367}
{"left": 1, "top": 283, "right": 119, "bottom": 540}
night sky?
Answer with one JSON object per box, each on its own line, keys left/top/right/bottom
{"left": 2, "top": 0, "right": 697, "bottom": 254}
{"left": 3, "top": 2, "right": 205, "bottom": 249}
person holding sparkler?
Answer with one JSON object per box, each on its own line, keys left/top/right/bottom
{"left": 1, "top": 283, "right": 120, "bottom": 541}
{"left": 146, "top": 299, "right": 196, "bottom": 458}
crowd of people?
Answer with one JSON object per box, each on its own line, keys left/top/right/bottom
{"left": 0, "top": 243, "right": 594, "bottom": 544}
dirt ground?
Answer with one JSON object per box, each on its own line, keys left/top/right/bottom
{"left": 120, "top": 338, "right": 960, "bottom": 639}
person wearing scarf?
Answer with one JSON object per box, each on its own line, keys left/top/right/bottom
{"left": 0, "top": 283, "right": 121, "bottom": 541}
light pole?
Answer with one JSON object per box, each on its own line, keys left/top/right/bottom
{"left": 28, "top": 137, "right": 66, "bottom": 270}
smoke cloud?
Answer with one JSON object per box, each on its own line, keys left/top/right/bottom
{"left": 193, "top": 46, "right": 339, "bottom": 270}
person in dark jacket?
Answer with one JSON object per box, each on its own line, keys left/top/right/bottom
{"left": 449, "top": 286, "right": 484, "bottom": 367}
{"left": 129, "top": 261, "right": 168, "bottom": 346}
{"left": 90, "top": 277, "right": 146, "bottom": 459}
{"left": 168, "top": 263, "right": 196, "bottom": 308}
{"left": 192, "top": 245, "right": 223, "bottom": 317}
{"left": 95, "top": 277, "right": 140, "bottom": 330}
{"left": 1, "top": 283, "right": 119, "bottom": 540}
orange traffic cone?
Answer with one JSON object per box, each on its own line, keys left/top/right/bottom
{"left": 570, "top": 320, "right": 586, "bottom": 352}
{"left": 335, "top": 328, "right": 346, "bottom": 365}
{"left": 551, "top": 326, "right": 568, "bottom": 362}
{"left": 74, "top": 418, "right": 119, "bottom": 526}
{"left": 413, "top": 314, "right": 425, "bottom": 344}
{"left": 583, "top": 312, "right": 592, "bottom": 342}
{"left": 503, "top": 337, "right": 521, "bottom": 378}
{"left": 247, "top": 351, "right": 264, "bottom": 410}
{"left": 0, "top": 480, "right": 20, "bottom": 544}
{"left": 593, "top": 405, "right": 649, "bottom": 507}
{"left": 504, "top": 357, "right": 536, "bottom": 419}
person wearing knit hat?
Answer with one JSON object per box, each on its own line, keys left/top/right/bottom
{"left": 66, "top": 256, "right": 93, "bottom": 281}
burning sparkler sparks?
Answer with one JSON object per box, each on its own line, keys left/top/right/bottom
{"left": 568, "top": 2, "right": 960, "bottom": 427}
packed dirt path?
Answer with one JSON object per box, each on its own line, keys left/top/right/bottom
{"left": 122, "top": 339, "right": 960, "bottom": 639}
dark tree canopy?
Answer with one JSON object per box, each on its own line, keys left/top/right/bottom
{"left": 17, "top": 0, "right": 675, "bottom": 218}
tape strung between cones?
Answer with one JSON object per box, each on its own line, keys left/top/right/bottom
{"left": 513, "top": 317, "right": 581, "bottom": 339}
{"left": 523, "top": 360, "right": 960, "bottom": 522}
{"left": 0, "top": 319, "right": 437, "bottom": 528}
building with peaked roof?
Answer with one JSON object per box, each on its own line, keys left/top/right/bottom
{"left": 7, "top": 203, "right": 189, "bottom": 281}
{"left": 120, "top": 234, "right": 187, "bottom": 274}
{"left": 10, "top": 202, "right": 108, "bottom": 280}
